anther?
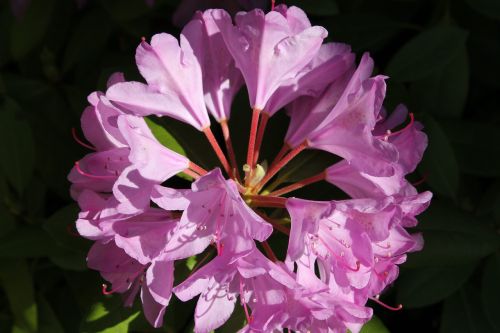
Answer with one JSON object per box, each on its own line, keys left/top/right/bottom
{"left": 378, "top": 113, "right": 415, "bottom": 139}
{"left": 102, "top": 283, "right": 119, "bottom": 295}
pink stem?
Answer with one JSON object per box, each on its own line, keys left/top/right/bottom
{"left": 203, "top": 127, "right": 231, "bottom": 177}
{"left": 269, "top": 171, "right": 325, "bottom": 197}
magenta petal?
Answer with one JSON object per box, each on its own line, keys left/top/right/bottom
{"left": 141, "top": 281, "right": 167, "bottom": 328}
{"left": 134, "top": 32, "right": 210, "bottom": 129}
{"left": 264, "top": 42, "right": 355, "bottom": 116}
{"left": 117, "top": 115, "right": 189, "bottom": 182}
{"left": 183, "top": 11, "right": 243, "bottom": 121}
{"left": 151, "top": 185, "right": 190, "bottom": 211}
{"left": 212, "top": 7, "right": 327, "bottom": 110}
{"left": 286, "top": 198, "right": 332, "bottom": 261}
{"left": 146, "top": 259, "right": 174, "bottom": 306}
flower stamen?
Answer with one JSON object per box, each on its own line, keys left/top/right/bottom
{"left": 369, "top": 296, "right": 403, "bottom": 311}
{"left": 75, "top": 161, "right": 116, "bottom": 179}
{"left": 71, "top": 128, "right": 96, "bottom": 151}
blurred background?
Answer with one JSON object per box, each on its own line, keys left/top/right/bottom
{"left": 0, "top": 0, "right": 499, "bottom": 332}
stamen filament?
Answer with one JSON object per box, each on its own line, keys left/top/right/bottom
{"left": 271, "top": 0, "right": 276, "bottom": 11}
{"left": 252, "top": 112, "right": 270, "bottom": 166}
{"left": 239, "top": 278, "right": 254, "bottom": 324}
{"left": 412, "top": 171, "right": 428, "bottom": 186}
{"left": 256, "top": 212, "right": 290, "bottom": 235}
{"left": 203, "top": 127, "right": 232, "bottom": 177}
{"left": 256, "top": 141, "right": 308, "bottom": 191}
{"left": 269, "top": 171, "right": 325, "bottom": 197}
{"left": 188, "top": 161, "right": 208, "bottom": 176}
{"left": 269, "top": 143, "right": 290, "bottom": 170}
{"left": 245, "top": 108, "right": 261, "bottom": 185}
{"left": 189, "top": 249, "right": 215, "bottom": 277}
{"left": 71, "top": 128, "right": 96, "bottom": 151}
{"left": 369, "top": 296, "right": 403, "bottom": 311}
{"left": 183, "top": 168, "right": 201, "bottom": 180}
{"left": 319, "top": 237, "right": 360, "bottom": 272}
{"left": 377, "top": 113, "right": 415, "bottom": 140}
{"left": 247, "top": 195, "right": 287, "bottom": 207}
{"left": 262, "top": 241, "right": 278, "bottom": 262}
{"left": 75, "top": 161, "right": 116, "bottom": 179}
{"left": 220, "top": 120, "right": 241, "bottom": 182}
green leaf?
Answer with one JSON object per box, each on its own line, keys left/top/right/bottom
{"left": 0, "top": 99, "right": 36, "bottom": 195}
{"left": 418, "top": 116, "right": 459, "bottom": 199}
{"left": 442, "top": 121, "right": 500, "bottom": 177}
{"left": 146, "top": 117, "right": 193, "bottom": 180}
{"left": 329, "top": 13, "right": 415, "bottom": 52}
{"left": 81, "top": 300, "right": 140, "bottom": 333}
{"left": 286, "top": 0, "right": 338, "bottom": 16}
{"left": 62, "top": 9, "right": 114, "bottom": 73}
{"left": 481, "top": 254, "right": 500, "bottom": 331}
{"left": 386, "top": 25, "right": 468, "bottom": 82}
{"left": 440, "top": 284, "right": 497, "bottom": 333}
{"left": 465, "top": 0, "right": 500, "bottom": 20}
{"left": 43, "top": 204, "right": 87, "bottom": 251}
{"left": 38, "top": 295, "right": 64, "bottom": 333}
{"left": 10, "top": 0, "right": 56, "bottom": 60}
{"left": 405, "top": 201, "right": 500, "bottom": 267}
{"left": 359, "top": 316, "right": 390, "bottom": 333}
{"left": 100, "top": 0, "right": 152, "bottom": 22}
{"left": 0, "top": 227, "right": 62, "bottom": 258}
{"left": 396, "top": 264, "right": 476, "bottom": 308}
{"left": 0, "top": 259, "right": 37, "bottom": 333}
{"left": 156, "top": 117, "right": 219, "bottom": 170}
{"left": 217, "top": 306, "right": 246, "bottom": 333}
{"left": 186, "top": 256, "right": 197, "bottom": 271}
{"left": 410, "top": 44, "right": 469, "bottom": 118}
{"left": 145, "top": 117, "right": 187, "bottom": 156}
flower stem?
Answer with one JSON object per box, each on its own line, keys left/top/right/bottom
{"left": 269, "top": 171, "right": 325, "bottom": 197}
{"left": 262, "top": 241, "right": 278, "bottom": 262}
{"left": 256, "top": 141, "right": 308, "bottom": 191}
{"left": 252, "top": 112, "right": 269, "bottom": 166}
{"left": 245, "top": 108, "right": 261, "bottom": 185}
{"left": 220, "top": 120, "right": 241, "bottom": 182}
{"left": 203, "top": 127, "right": 231, "bottom": 177}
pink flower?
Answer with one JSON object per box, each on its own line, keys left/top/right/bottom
{"left": 69, "top": 5, "right": 432, "bottom": 331}
{"left": 211, "top": 6, "right": 328, "bottom": 111}
{"left": 106, "top": 30, "right": 210, "bottom": 131}
{"left": 183, "top": 11, "right": 244, "bottom": 122}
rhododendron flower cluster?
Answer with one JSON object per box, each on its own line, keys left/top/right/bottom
{"left": 68, "top": 4, "right": 431, "bottom": 332}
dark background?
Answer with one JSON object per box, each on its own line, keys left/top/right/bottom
{"left": 0, "top": 0, "right": 499, "bottom": 332}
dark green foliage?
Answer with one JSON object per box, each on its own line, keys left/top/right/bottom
{"left": 0, "top": 0, "right": 499, "bottom": 332}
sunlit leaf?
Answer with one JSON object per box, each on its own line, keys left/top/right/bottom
{"left": 360, "top": 316, "right": 390, "bottom": 333}
{"left": 0, "top": 259, "right": 37, "bottom": 332}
